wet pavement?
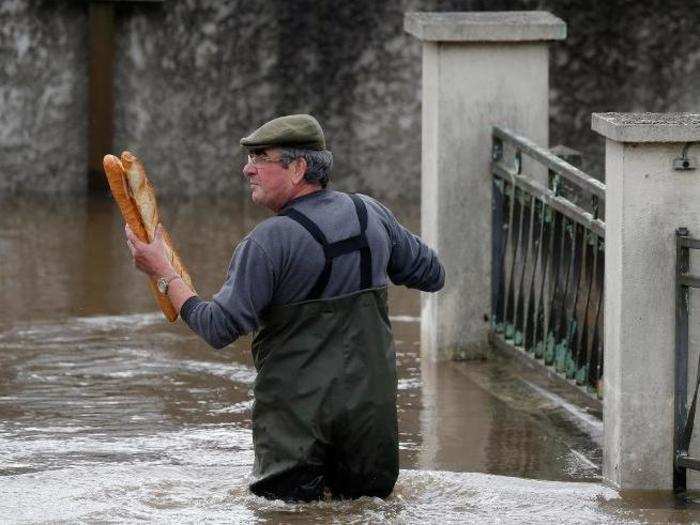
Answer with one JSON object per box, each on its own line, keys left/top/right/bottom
{"left": 1, "top": 195, "right": 699, "bottom": 523}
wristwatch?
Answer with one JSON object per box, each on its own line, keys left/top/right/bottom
{"left": 157, "top": 274, "right": 180, "bottom": 295}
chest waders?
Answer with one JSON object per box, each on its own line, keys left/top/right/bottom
{"left": 249, "top": 195, "right": 399, "bottom": 502}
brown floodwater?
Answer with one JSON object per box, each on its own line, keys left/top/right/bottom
{"left": 0, "top": 194, "right": 698, "bottom": 523}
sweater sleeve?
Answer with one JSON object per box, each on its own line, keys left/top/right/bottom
{"left": 363, "top": 195, "right": 445, "bottom": 292}
{"left": 180, "top": 236, "right": 275, "bottom": 349}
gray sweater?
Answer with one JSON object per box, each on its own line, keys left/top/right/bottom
{"left": 181, "top": 190, "right": 445, "bottom": 349}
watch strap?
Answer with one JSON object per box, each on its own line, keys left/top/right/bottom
{"left": 164, "top": 274, "right": 181, "bottom": 285}
{"left": 159, "top": 274, "right": 181, "bottom": 294}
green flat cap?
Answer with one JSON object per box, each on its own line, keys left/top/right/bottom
{"left": 240, "top": 114, "right": 326, "bottom": 151}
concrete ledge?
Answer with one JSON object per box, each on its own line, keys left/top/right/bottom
{"left": 404, "top": 11, "right": 566, "bottom": 42}
{"left": 592, "top": 112, "right": 700, "bottom": 143}
{"left": 488, "top": 331, "right": 603, "bottom": 413}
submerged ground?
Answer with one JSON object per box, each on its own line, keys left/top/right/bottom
{"left": 0, "top": 195, "right": 697, "bottom": 523}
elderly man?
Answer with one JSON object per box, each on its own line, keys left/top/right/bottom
{"left": 125, "top": 114, "right": 444, "bottom": 502}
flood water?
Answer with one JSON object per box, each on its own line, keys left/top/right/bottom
{"left": 1, "top": 195, "right": 698, "bottom": 523}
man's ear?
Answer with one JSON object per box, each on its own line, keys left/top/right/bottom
{"left": 291, "top": 157, "right": 308, "bottom": 184}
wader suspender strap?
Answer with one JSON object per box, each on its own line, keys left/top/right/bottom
{"left": 278, "top": 194, "right": 373, "bottom": 301}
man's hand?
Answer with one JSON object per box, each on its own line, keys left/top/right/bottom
{"left": 125, "top": 224, "right": 176, "bottom": 279}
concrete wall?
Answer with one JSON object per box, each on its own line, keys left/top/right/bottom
{"left": 112, "top": 0, "right": 427, "bottom": 198}
{"left": 2, "top": 0, "right": 700, "bottom": 197}
{"left": 593, "top": 113, "right": 700, "bottom": 490}
{"left": 0, "top": 1, "right": 87, "bottom": 194}
{"left": 414, "top": 16, "right": 559, "bottom": 360}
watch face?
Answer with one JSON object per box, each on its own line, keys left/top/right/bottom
{"left": 157, "top": 277, "right": 167, "bottom": 294}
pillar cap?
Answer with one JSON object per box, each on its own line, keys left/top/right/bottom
{"left": 592, "top": 112, "right": 700, "bottom": 143}
{"left": 404, "top": 11, "right": 566, "bottom": 42}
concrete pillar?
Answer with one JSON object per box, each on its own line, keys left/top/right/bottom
{"left": 404, "top": 12, "right": 566, "bottom": 360}
{"left": 592, "top": 112, "right": 700, "bottom": 489}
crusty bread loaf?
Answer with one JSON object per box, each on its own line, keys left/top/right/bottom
{"left": 103, "top": 153, "right": 195, "bottom": 322}
{"left": 120, "top": 151, "right": 195, "bottom": 293}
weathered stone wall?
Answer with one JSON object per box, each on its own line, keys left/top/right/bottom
{"left": 113, "top": 0, "right": 427, "bottom": 198}
{"left": 547, "top": 0, "right": 700, "bottom": 179}
{"left": 2, "top": 0, "right": 699, "bottom": 197}
{"left": 0, "top": 1, "right": 87, "bottom": 194}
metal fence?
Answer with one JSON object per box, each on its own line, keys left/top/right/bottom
{"left": 490, "top": 126, "right": 606, "bottom": 400}
{"left": 674, "top": 228, "right": 700, "bottom": 493}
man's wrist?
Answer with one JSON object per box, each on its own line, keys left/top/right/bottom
{"left": 161, "top": 272, "right": 180, "bottom": 283}
{"left": 157, "top": 273, "right": 182, "bottom": 294}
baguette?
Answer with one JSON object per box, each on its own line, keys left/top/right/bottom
{"left": 120, "top": 152, "right": 196, "bottom": 293}
{"left": 102, "top": 154, "right": 194, "bottom": 322}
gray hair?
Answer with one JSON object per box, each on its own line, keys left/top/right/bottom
{"left": 278, "top": 148, "right": 333, "bottom": 188}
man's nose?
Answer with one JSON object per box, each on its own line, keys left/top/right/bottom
{"left": 243, "top": 163, "right": 257, "bottom": 177}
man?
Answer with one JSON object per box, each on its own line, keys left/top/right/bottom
{"left": 125, "top": 114, "right": 444, "bottom": 502}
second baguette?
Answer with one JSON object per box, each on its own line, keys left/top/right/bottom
{"left": 103, "top": 154, "right": 178, "bottom": 322}
{"left": 120, "top": 151, "right": 196, "bottom": 293}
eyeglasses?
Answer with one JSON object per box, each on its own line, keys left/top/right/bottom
{"left": 247, "top": 153, "right": 284, "bottom": 166}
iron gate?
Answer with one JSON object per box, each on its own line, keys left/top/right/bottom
{"left": 490, "top": 126, "right": 606, "bottom": 400}
{"left": 674, "top": 228, "right": 700, "bottom": 493}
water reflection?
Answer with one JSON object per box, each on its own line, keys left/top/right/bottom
{"left": 0, "top": 195, "right": 696, "bottom": 522}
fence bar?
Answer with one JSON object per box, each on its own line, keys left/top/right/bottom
{"left": 559, "top": 221, "right": 576, "bottom": 372}
{"left": 674, "top": 228, "right": 690, "bottom": 493}
{"left": 493, "top": 162, "right": 605, "bottom": 237}
{"left": 515, "top": 195, "right": 536, "bottom": 346}
{"left": 536, "top": 205, "right": 557, "bottom": 359}
{"left": 500, "top": 181, "right": 518, "bottom": 331}
{"left": 577, "top": 233, "right": 597, "bottom": 385}
{"left": 524, "top": 199, "right": 544, "bottom": 352}
{"left": 677, "top": 456, "right": 700, "bottom": 470}
{"left": 679, "top": 274, "right": 700, "bottom": 289}
{"left": 566, "top": 226, "right": 586, "bottom": 379}
{"left": 512, "top": 192, "right": 529, "bottom": 343}
{"left": 555, "top": 217, "right": 574, "bottom": 371}
{"left": 544, "top": 212, "right": 565, "bottom": 365}
{"left": 593, "top": 265, "right": 604, "bottom": 397}
{"left": 521, "top": 196, "right": 537, "bottom": 348}
{"left": 680, "top": 237, "right": 700, "bottom": 249}
{"left": 493, "top": 125, "right": 606, "bottom": 200}
{"left": 505, "top": 186, "right": 523, "bottom": 339}
{"left": 491, "top": 178, "right": 506, "bottom": 329}
{"left": 565, "top": 224, "right": 586, "bottom": 379}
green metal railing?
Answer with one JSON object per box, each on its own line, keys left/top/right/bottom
{"left": 490, "top": 126, "right": 606, "bottom": 399}
{"left": 674, "top": 228, "right": 700, "bottom": 494}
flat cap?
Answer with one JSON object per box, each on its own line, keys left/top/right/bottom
{"left": 240, "top": 114, "right": 326, "bottom": 151}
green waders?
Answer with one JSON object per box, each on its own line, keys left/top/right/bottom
{"left": 248, "top": 195, "right": 399, "bottom": 502}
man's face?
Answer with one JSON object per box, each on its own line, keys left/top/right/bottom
{"left": 242, "top": 148, "right": 294, "bottom": 211}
